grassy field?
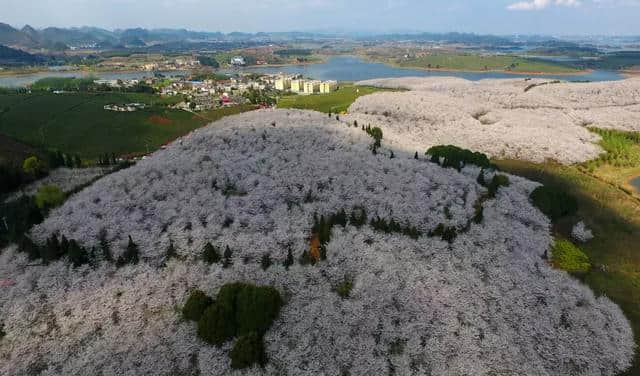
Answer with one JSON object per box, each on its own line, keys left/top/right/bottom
{"left": 496, "top": 148, "right": 640, "bottom": 374}
{"left": 390, "top": 53, "right": 581, "bottom": 74}
{"left": 0, "top": 92, "right": 256, "bottom": 159}
{"left": 277, "top": 84, "right": 394, "bottom": 113}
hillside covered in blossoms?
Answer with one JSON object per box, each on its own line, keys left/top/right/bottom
{"left": 0, "top": 109, "right": 635, "bottom": 375}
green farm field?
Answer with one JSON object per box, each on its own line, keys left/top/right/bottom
{"left": 277, "top": 84, "right": 395, "bottom": 113}
{"left": 391, "top": 53, "right": 581, "bottom": 74}
{"left": 0, "top": 92, "right": 256, "bottom": 159}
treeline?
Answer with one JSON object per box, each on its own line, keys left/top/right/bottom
{"left": 0, "top": 151, "right": 80, "bottom": 196}
{"left": 15, "top": 232, "right": 141, "bottom": 268}
{"left": 274, "top": 49, "right": 313, "bottom": 56}
{"left": 30, "top": 77, "right": 157, "bottom": 94}
{"left": 242, "top": 88, "right": 275, "bottom": 106}
{"left": 426, "top": 145, "right": 493, "bottom": 171}
{"left": 197, "top": 55, "right": 220, "bottom": 68}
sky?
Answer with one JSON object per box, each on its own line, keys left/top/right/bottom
{"left": 1, "top": 0, "right": 639, "bottom": 35}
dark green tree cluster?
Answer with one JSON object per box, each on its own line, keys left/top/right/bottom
{"left": 312, "top": 210, "right": 348, "bottom": 261}
{"left": 98, "top": 153, "right": 118, "bottom": 166}
{"left": 426, "top": 145, "right": 492, "bottom": 171}
{"left": 18, "top": 233, "right": 89, "bottom": 267}
{"left": 0, "top": 162, "right": 33, "bottom": 195}
{"left": 202, "top": 242, "right": 222, "bottom": 264}
{"left": 363, "top": 125, "right": 383, "bottom": 154}
{"left": 115, "top": 236, "right": 140, "bottom": 267}
{"left": 183, "top": 283, "right": 283, "bottom": 369}
{"left": 242, "top": 88, "right": 275, "bottom": 106}
{"left": 369, "top": 216, "right": 421, "bottom": 239}
{"left": 0, "top": 196, "right": 43, "bottom": 247}
{"left": 197, "top": 55, "right": 220, "bottom": 68}
{"left": 487, "top": 174, "right": 510, "bottom": 198}
{"left": 429, "top": 223, "right": 458, "bottom": 243}
{"left": 48, "top": 151, "right": 81, "bottom": 168}
{"left": 529, "top": 186, "right": 578, "bottom": 222}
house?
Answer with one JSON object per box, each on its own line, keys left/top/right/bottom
{"left": 231, "top": 56, "right": 246, "bottom": 66}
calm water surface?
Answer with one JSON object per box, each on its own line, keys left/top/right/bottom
{"left": 0, "top": 56, "right": 623, "bottom": 87}
{"left": 224, "top": 56, "right": 623, "bottom": 82}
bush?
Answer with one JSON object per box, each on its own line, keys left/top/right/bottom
{"left": 487, "top": 174, "right": 510, "bottom": 198}
{"left": 426, "top": 145, "right": 492, "bottom": 171}
{"left": 34, "top": 185, "right": 65, "bottom": 211}
{"left": 182, "top": 290, "right": 213, "bottom": 322}
{"left": 22, "top": 156, "right": 46, "bottom": 177}
{"left": 335, "top": 278, "right": 353, "bottom": 299}
{"left": 197, "top": 301, "right": 236, "bottom": 345}
{"left": 195, "top": 283, "right": 282, "bottom": 348}
{"left": 202, "top": 242, "right": 221, "bottom": 264}
{"left": 551, "top": 239, "right": 591, "bottom": 273}
{"left": 530, "top": 186, "right": 578, "bottom": 221}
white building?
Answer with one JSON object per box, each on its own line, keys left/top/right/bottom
{"left": 291, "top": 79, "right": 305, "bottom": 93}
{"left": 231, "top": 56, "right": 246, "bottom": 66}
{"left": 320, "top": 80, "right": 338, "bottom": 93}
{"left": 275, "top": 77, "right": 291, "bottom": 91}
{"left": 304, "top": 80, "right": 321, "bottom": 94}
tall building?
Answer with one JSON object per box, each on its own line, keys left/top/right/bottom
{"left": 304, "top": 80, "right": 321, "bottom": 94}
{"left": 291, "top": 79, "right": 305, "bottom": 93}
{"left": 275, "top": 77, "right": 291, "bottom": 91}
{"left": 320, "top": 81, "right": 338, "bottom": 93}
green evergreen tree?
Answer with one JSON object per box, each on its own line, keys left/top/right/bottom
{"left": 283, "top": 248, "right": 294, "bottom": 270}
{"left": 203, "top": 242, "right": 221, "bottom": 264}
{"left": 116, "top": 236, "right": 139, "bottom": 267}
{"left": 222, "top": 246, "right": 233, "bottom": 268}
{"left": 414, "top": 151, "right": 419, "bottom": 160}
{"left": 68, "top": 239, "right": 88, "bottom": 267}
{"left": 261, "top": 253, "right": 272, "bottom": 271}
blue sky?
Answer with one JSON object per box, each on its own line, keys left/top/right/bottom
{"left": 1, "top": 0, "right": 639, "bottom": 35}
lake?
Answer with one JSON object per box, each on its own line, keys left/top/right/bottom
{"left": 0, "top": 70, "right": 188, "bottom": 88}
{"left": 0, "top": 56, "right": 623, "bottom": 87}
{"left": 224, "top": 56, "right": 623, "bottom": 82}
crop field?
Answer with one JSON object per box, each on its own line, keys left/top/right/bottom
{"left": 0, "top": 92, "right": 256, "bottom": 158}
{"left": 392, "top": 53, "right": 581, "bottom": 73}
{"left": 276, "top": 84, "right": 395, "bottom": 113}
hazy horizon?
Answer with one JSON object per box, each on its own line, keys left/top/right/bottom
{"left": 1, "top": 0, "right": 639, "bottom": 36}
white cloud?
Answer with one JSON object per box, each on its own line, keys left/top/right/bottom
{"left": 507, "top": 0, "right": 581, "bottom": 10}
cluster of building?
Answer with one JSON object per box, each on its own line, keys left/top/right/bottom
{"left": 275, "top": 75, "right": 337, "bottom": 94}
{"left": 97, "top": 58, "right": 201, "bottom": 71}
{"left": 103, "top": 103, "right": 146, "bottom": 112}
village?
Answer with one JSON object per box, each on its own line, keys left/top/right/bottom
{"left": 99, "top": 70, "right": 340, "bottom": 113}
